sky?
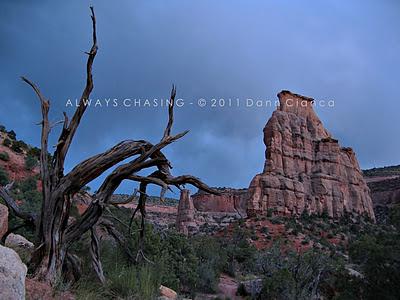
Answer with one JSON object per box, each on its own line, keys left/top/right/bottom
{"left": 0, "top": 0, "right": 399, "bottom": 196}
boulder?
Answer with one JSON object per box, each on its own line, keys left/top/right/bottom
{"left": 0, "top": 244, "right": 27, "bottom": 300}
{"left": 159, "top": 285, "right": 177, "bottom": 300}
{"left": 247, "top": 91, "right": 375, "bottom": 220}
{"left": 0, "top": 203, "right": 8, "bottom": 239}
{"left": 5, "top": 233, "right": 34, "bottom": 263}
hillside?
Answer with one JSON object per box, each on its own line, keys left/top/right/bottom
{"left": 0, "top": 125, "right": 40, "bottom": 183}
{"left": 363, "top": 165, "right": 400, "bottom": 178}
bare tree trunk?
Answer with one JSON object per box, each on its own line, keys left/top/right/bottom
{"left": 1, "top": 6, "right": 219, "bottom": 286}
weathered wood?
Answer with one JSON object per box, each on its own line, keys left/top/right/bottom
{"left": 90, "top": 227, "right": 105, "bottom": 284}
{"left": 0, "top": 6, "right": 219, "bottom": 286}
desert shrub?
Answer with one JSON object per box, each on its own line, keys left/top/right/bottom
{"left": 389, "top": 204, "right": 400, "bottom": 230}
{"left": 347, "top": 233, "right": 400, "bottom": 300}
{"left": 11, "top": 140, "right": 28, "bottom": 153}
{"left": 158, "top": 231, "right": 199, "bottom": 292}
{"left": 74, "top": 241, "right": 161, "bottom": 300}
{"left": 0, "top": 151, "right": 10, "bottom": 161}
{"left": 3, "top": 138, "right": 11, "bottom": 147}
{"left": 92, "top": 208, "right": 200, "bottom": 293}
{"left": 25, "top": 154, "right": 38, "bottom": 170}
{"left": 6, "top": 176, "right": 42, "bottom": 242}
{"left": 7, "top": 130, "right": 16, "bottom": 140}
{"left": 192, "top": 236, "right": 227, "bottom": 292}
{"left": 27, "top": 147, "right": 41, "bottom": 160}
{"left": 236, "top": 283, "right": 249, "bottom": 297}
{"left": 257, "top": 244, "right": 333, "bottom": 300}
{"left": 222, "top": 224, "right": 257, "bottom": 276}
{"left": 0, "top": 166, "right": 9, "bottom": 185}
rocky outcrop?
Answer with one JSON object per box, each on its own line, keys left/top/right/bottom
{"left": 367, "top": 176, "right": 400, "bottom": 207}
{"left": 176, "top": 189, "right": 243, "bottom": 235}
{"left": 159, "top": 285, "right": 177, "bottom": 300}
{"left": 193, "top": 188, "right": 248, "bottom": 217}
{"left": 5, "top": 233, "right": 34, "bottom": 263}
{"left": 365, "top": 176, "right": 400, "bottom": 223}
{"left": 176, "top": 189, "right": 197, "bottom": 235}
{"left": 0, "top": 203, "right": 8, "bottom": 239}
{"left": 247, "top": 91, "right": 375, "bottom": 220}
{"left": 0, "top": 244, "right": 27, "bottom": 300}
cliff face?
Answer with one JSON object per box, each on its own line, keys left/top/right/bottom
{"left": 192, "top": 188, "right": 248, "bottom": 217}
{"left": 176, "top": 189, "right": 243, "bottom": 235}
{"left": 365, "top": 173, "right": 400, "bottom": 224}
{"left": 176, "top": 190, "right": 197, "bottom": 235}
{"left": 247, "top": 91, "right": 375, "bottom": 220}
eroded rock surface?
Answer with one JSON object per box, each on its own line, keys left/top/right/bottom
{"left": 0, "top": 244, "right": 27, "bottom": 300}
{"left": 176, "top": 189, "right": 243, "bottom": 235}
{"left": 247, "top": 91, "right": 375, "bottom": 220}
{"left": 176, "top": 189, "right": 197, "bottom": 235}
{"left": 193, "top": 188, "right": 248, "bottom": 217}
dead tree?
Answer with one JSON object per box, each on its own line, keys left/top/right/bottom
{"left": 0, "top": 7, "right": 218, "bottom": 285}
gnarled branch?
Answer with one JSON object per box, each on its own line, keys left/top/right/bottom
{"left": 53, "top": 6, "right": 98, "bottom": 177}
{"left": 0, "top": 185, "right": 37, "bottom": 225}
{"left": 89, "top": 226, "right": 105, "bottom": 284}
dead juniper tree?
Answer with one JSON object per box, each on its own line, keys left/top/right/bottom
{"left": 0, "top": 7, "right": 218, "bottom": 285}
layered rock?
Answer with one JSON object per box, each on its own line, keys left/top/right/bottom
{"left": 365, "top": 175, "right": 400, "bottom": 223}
{"left": 176, "top": 189, "right": 197, "bottom": 235}
{"left": 176, "top": 189, "right": 243, "bottom": 235}
{"left": 247, "top": 90, "right": 375, "bottom": 220}
{"left": 192, "top": 187, "right": 248, "bottom": 217}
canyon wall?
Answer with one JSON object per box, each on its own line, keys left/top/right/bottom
{"left": 192, "top": 188, "right": 248, "bottom": 217}
{"left": 176, "top": 189, "right": 243, "bottom": 235}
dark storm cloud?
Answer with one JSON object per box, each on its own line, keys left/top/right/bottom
{"left": 1, "top": 0, "right": 399, "bottom": 195}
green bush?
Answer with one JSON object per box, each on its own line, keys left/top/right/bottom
{"left": 0, "top": 125, "right": 6, "bottom": 132}
{"left": 258, "top": 244, "right": 333, "bottom": 300}
{"left": 27, "top": 147, "right": 41, "bottom": 160}
{"left": 0, "top": 151, "right": 10, "bottom": 161}
{"left": 7, "top": 176, "right": 42, "bottom": 242}
{"left": 11, "top": 140, "right": 28, "bottom": 153}
{"left": 236, "top": 283, "right": 249, "bottom": 296}
{"left": 25, "top": 154, "right": 38, "bottom": 170}
{"left": 193, "top": 236, "right": 227, "bottom": 292}
{"left": 7, "top": 130, "right": 16, "bottom": 140}
{"left": 348, "top": 233, "right": 400, "bottom": 300}
{"left": 222, "top": 224, "right": 257, "bottom": 276}
{"left": 3, "top": 138, "right": 11, "bottom": 147}
{"left": 0, "top": 166, "right": 9, "bottom": 185}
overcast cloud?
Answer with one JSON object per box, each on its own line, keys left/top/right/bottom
{"left": 1, "top": 0, "right": 399, "bottom": 195}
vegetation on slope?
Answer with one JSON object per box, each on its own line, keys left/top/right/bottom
{"left": 363, "top": 164, "right": 400, "bottom": 177}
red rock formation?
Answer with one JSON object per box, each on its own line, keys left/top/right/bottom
{"left": 247, "top": 90, "right": 375, "bottom": 220}
{"left": 176, "top": 189, "right": 197, "bottom": 235}
{"left": 192, "top": 188, "right": 248, "bottom": 216}
{"left": 176, "top": 189, "right": 245, "bottom": 235}
{"left": 0, "top": 133, "right": 40, "bottom": 182}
